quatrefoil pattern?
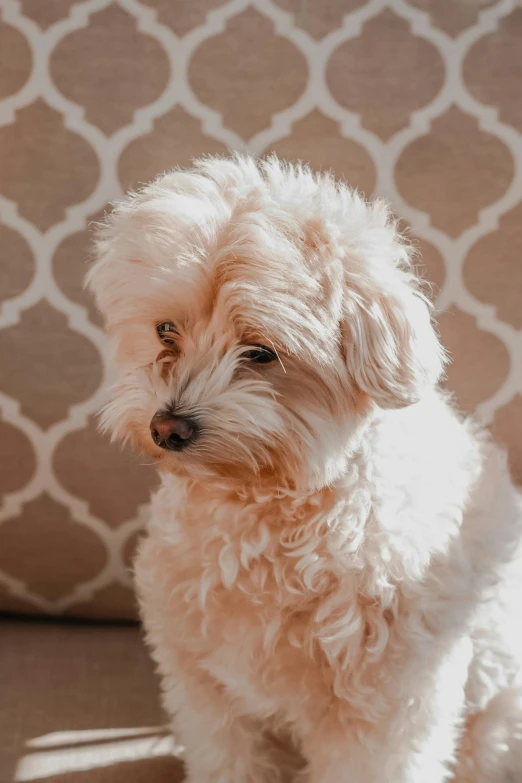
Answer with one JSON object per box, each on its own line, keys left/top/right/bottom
{"left": 1, "top": 0, "right": 521, "bottom": 619}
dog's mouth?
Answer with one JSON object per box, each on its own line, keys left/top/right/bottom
{"left": 143, "top": 421, "right": 293, "bottom": 485}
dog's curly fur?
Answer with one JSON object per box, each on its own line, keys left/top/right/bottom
{"left": 87, "top": 155, "right": 522, "bottom": 783}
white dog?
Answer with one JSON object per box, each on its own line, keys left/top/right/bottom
{"left": 87, "top": 155, "right": 522, "bottom": 783}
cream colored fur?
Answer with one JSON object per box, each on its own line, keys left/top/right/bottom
{"left": 87, "top": 155, "right": 522, "bottom": 783}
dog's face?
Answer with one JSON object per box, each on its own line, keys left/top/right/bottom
{"left": 88, "top": 157, "right": 444, "bottom": 490}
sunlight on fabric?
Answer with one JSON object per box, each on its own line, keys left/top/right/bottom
{"left": 16, "top": 730, "right": 184, "bottom": 781}
{"left": 27, "top": 726, "right": 167, "bottom": 749}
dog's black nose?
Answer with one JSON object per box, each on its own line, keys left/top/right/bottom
{"left": 150, "top": 413, "right": 197, "bottom": 451}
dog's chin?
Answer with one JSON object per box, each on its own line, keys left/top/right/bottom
{"left": 156, "top": 452, "right": 289, "bottom": 488}
{"left": 130, "top": 426, "right": 289, "bottom": 486}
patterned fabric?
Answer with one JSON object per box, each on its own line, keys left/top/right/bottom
{"left": 0, "top": 0, "right": 520, "bottom": 619}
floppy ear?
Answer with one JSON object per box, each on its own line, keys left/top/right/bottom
{"left": 343, "top": 269, "right": 446, "bottom": 410}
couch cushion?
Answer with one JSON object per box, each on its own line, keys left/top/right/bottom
{"left": 0, "top": 619, "right": 184, "bottom": 783}
{"left": 0, "top": 0, "right": 521, "bottom": 623}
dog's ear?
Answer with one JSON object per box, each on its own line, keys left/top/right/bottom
{"left": 342, "top": 241, "right": 445, "bottom": 411}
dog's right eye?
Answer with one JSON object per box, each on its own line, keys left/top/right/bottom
{"left": 244, "top": 345, "right": 277, "bottom": 364}
{"left": 156, "top": 322, "right": 178, "bottom": 346}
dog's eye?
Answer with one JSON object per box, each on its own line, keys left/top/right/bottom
{"left": 244, "top": 345, "right": 277, "bottom": 364}
{"left": 156, "top": 322, "right": 178, "bottom": 345}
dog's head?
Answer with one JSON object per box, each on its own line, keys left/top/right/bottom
{"left": 87, "top": 156, "right": 444, "bottom": 490}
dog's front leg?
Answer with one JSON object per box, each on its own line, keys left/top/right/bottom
{"left": 161, "top": 668, "right": 289, "bottom": 783}
{"left": 301, "top": 636, "right": 472, "bottom": 783}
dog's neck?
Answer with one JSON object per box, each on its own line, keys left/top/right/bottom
{"left": 170, "top": 410, "right": 379, "bottom": 513}
{"left": 161, "top": 440, "right": 372, "bottom": 551}
{"left": 153, "top": 395, "right": 480, "bottom": 599}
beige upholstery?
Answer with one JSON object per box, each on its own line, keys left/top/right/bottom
{"left": 0, "top": 0, "right": 521, "bottom": 619}
{"left": 0, "top": 620, "right": 184, "bottom": 783}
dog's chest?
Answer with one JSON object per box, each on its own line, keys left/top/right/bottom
{"left": 139, "top": 496, "right": 381, "bottom": 720}
{"left": 199, "top": 620, "right": 282, "bottom": 715}
{"left": 138, "top": 524, "right": 413, "bottom": 728}
{"left": 196, "top": 591, "right": 317, "bottom": 719}
{"left": 166, "top": 540, "right": 320, "bottom": 717}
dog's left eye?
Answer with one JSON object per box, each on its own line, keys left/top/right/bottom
{"left": 156, "top": 321, "right": 178, "bottom": 345}
{"left": 243, "top": 345, "right": 277, "bottom": 364}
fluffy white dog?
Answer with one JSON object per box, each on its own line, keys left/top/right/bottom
{"left": 87, "top": 155, "right": 522, "bottom": 783}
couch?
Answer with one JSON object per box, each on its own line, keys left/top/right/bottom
{"left": 1, "top": 618, "right": 184, "bottom": 783}
{"left": 1, "top": 2, "right": 520, "bottom": 781}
